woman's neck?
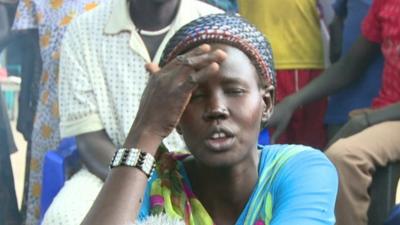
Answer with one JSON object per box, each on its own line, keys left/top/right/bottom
{"left": 129, "top": 0, "right": 180, "bottom": 31}
{"left": 185, "top": 151, "right": 260, "bottom": 224}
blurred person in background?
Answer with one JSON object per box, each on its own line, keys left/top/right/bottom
{"left": 1, "top": 0, "right": 42, "bottom": 222}
{"left": 0, "top": 89, "right": 19, "bottom": 225}
{"left": 238, "top": 0, "right": 333, "bottom": 149}
{"left": 12, "top": 0, "right": 104, "bottom": 223}
{"left": 1, "top": 1, "right": 21, "bottom": 224}
{"left": 0, "top": 0, "right": 16, "bottom": 49}
{"left": 324, "top": 0, "right": 383, "bottom": 140}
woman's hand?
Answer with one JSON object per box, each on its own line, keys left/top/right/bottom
{"left": 125, "top": 44, "right": 227, "bottom": 149}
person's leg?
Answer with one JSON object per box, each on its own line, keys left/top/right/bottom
{"left": 0, "top": 90, "right": 21, "bottom": 225}
{"left": 326, "top": 121, "right": 400, "bottom": 225}
{"left": 0, "top": 144, "right": 21, "bottom": 225}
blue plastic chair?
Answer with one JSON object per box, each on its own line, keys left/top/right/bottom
{"left": 40, "top": 137, "right": 80, "bottom": 219}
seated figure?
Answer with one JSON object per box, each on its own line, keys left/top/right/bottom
{"left": 81, "top": 14, "right": 338, "bottom": 225}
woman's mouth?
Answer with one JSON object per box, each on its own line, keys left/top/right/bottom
{"left": 204, "top": 131, "right": 235, "bottom": 151}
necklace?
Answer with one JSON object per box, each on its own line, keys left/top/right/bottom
{"left": 137, "top": 24, "right": 171, "bottom": 36}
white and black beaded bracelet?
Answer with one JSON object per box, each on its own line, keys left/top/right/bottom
{"left": 110, "top": 148, "right": 155, "bottom": 177}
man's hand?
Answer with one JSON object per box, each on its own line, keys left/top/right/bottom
{"left": 267, "top": 96, "right": 297, "bottom": 143}
{"left": 326, "top": 113, "right": 370, "bottom": 148}
{"left": 327, "top": 103, "right": 400, "bottom": 148}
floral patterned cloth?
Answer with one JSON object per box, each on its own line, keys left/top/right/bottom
{"left": 12, "top": 0, "right": 103, "bottom": 223}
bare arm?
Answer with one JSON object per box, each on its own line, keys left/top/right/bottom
{"left": 76, "top": 130, "right": 116, "bottom": 181}
{"left": 80, "top": 125, "right": 163, "bottom": 225}
{"left": 292, "top": 36, "right": 379, "bottom": 107}
{"left": 268, "top": 36, "right": 380, "bottom": 142}
{"left": 329, "top": 15, "right": 344, "bottom": 63}
{"left": 368, "top": 102, "right": 400, "bottom": 125}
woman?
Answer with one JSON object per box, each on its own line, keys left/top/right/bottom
{"left": 82, "top": 14, "right": 338, "bottom": 225}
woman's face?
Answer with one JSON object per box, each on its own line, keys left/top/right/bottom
{"left": 178, "top": 44, "right": 273, "bottom": 168}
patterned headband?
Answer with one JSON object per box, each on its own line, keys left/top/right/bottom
{"left": 160, "top": 13, "right": 276, "bottom": 86}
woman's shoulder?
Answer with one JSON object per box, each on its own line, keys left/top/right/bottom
{"left": 260, "top": 144, "right": 328, "bottom": 161}
{"left": 259, "top": 145, "right": 338, "bottom": 225}
{"left": 259, "top": 144, "right": 336, "bottom": 177}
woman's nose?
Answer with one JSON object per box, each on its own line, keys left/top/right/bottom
{"left": 202, "top": 95, "right": 229, "bottom": 121}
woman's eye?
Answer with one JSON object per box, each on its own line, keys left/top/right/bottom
{"left": 226, "top": 88, "right": 245, "bottom": 95}
{"left": 191, "top": 92, "right": 206, "bottom": 100}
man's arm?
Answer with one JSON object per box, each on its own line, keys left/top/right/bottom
{"left": 329, "top": 15, "right": 344, "bottom": 63}
{"left": 367, "top": 103, "right": 400, "bottom": 125}
{"left": 76, "top": 130, "right": 116, "bottom": 181}
{"left": 327, "top": 102, "right": 400, "bottom": 147}
{"left": 268, "top": 36, "right": 380, "bottom": 142}
{"left": 329, "top": 0, "right": 347, "bottom": 63}
{"left": 59, "top": 20, "right": 114, "bottom": 181}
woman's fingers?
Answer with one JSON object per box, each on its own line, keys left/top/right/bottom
{"left": 160, "top": 47, "right": 227, "bottom": 89}
{"left": 191, "top": 62, "right": 220, "bottom": 83}
{"left": 187, "top": 44, "right": 212, "bottom": 57}
{"left": 176, "top": 49, "right": 227, "bottom": 70}
{"left": 162, "top": 44, "right": 211, "bottom": 70}
{"left": 181, "top": 62, "right": 220, "bottom": 91}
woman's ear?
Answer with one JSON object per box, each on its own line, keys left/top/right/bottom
{"left": 261, "top": 85, "right": 275, "bottom": 123}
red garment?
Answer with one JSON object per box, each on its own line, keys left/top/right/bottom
{"left": 362, "top": 0, "right": 400, "bottom": 108}
{"left": 272, "top": 69, "right": 327, "bottom": 149}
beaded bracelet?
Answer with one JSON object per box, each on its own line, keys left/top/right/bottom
{"left": 110, "top": 148, "right": 155, "bottom": 178}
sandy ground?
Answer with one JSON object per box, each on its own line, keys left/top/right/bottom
{"left": 10, "top": 120, "right": 26, "bottom": 209}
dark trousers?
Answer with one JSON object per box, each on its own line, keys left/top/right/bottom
{"left": 0, "top": 90, "right": 21, "bottom": 225}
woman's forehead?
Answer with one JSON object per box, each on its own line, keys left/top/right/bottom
{"left": 194, "top": 44, "right": 260, "bottom": 86}
{"left": 214, "top": 44, "right": 254, "bottom": 70}
{"left": 208, "top": 44, "right": 263, "bottom": 84}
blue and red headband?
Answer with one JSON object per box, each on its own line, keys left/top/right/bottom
{"left": 160, "top": 13, "right": 276, "bottom": 86}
